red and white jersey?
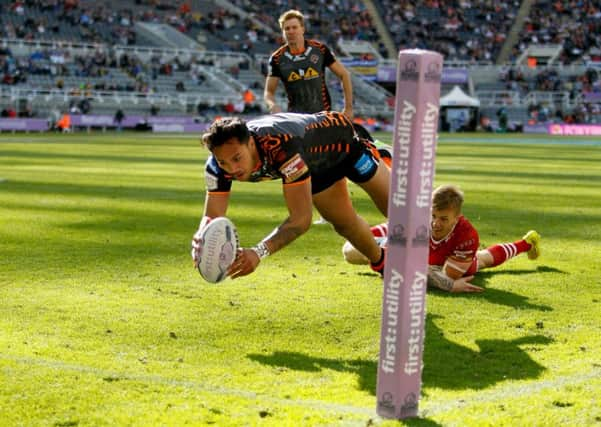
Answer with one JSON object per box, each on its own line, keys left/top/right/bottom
{"left": 370, "top": 216, "right": 479, "bottom": 276}
{"left": 429, "top": 215, "right": 479, "bottom": 275}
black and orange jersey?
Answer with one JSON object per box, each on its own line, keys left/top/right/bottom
{"left": 267, "top": 39, "right": 336, "bottom": 113}
{"left": 205, "top": 111, "right": 379, "bottom": 194}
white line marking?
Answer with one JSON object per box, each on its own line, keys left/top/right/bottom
{"left": 0, "top": 354, "right": 376, "bottom": 417}
{"left": 2, "top": 354, "right": 599, "bottom": 420}
{"left": 421, "top": 367, "right": 601, "bottom": 416}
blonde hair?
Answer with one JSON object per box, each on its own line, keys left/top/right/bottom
{"left": 432, "top": 184, "right": 464, "bottom": 213}
{"left": 278, "top": 9, "right": 305, "bottom": 29}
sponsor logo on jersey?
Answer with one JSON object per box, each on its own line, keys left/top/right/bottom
{"left": 287, "top": 71, "right": 302, "bottom": 82}
{"left": 304, "top": 67, "right": 319, "bottom": 79}
{"left": 453, "top": 249, "right": 475, "bottom": 260}
{"left": 280, "top": 153, "right": 308, "bottom": 182}
{"left": 353, "top": 153, "right": 375, "bottom": 176}
{"left": 457, "top": 238, "right": 476, "bottom": 249}
{"left": 205, "top": 171, "right": 219, "bottom": 191}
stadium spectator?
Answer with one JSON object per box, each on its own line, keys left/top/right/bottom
{"left": 56, "top": 112, "right": 71, "bottom": 132}
{"left": 497, "top": 107, "right": 508, "bottom": 131}
{"left": 191, "top": 112, "right": 390, "bottom": 279}
{"left": 342, "top": 184, "right": 541, "bottom": 293}
{"left": 1, "top": 106, "right": 17, "bottom": 118}
{"left": 263, "top": 9, "right": 354, "bottom": 119}
{"left": 479, "top": 115, "right": 494, "bottom": 132}
{"left": 242, "top": 88, "right": 259, "bottom": 113}
{"left": 18, "top": 104, "right": 34, "bottom": 118}
{"left": 114, "top": 108, "right": 125, "bottom": 131}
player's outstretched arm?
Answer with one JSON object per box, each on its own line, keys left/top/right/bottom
{"left": 228, "top": 180, "right": 313, "bottom": 279}
{"left": 427, "top": 265, "right": 483, "bottom": 293}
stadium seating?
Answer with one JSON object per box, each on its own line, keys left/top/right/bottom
{"left": 515, "top": 0, "right": 601, "bottom": 65}
{"left": 373, "top": 0, "right": 520, "bottom": 63}
{"left": 1, "top": 0, "right": 599, "bottom": 128}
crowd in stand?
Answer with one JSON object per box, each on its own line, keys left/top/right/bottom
{"left": 501, "top": 66, "right": 600, "bottom": 96}
{"left": 2, "top": 0, "right": 599, "bottom": 65}
{"left": 0, "top": 40, "right": 223, "bottom": 95}
{"left": 1, "top": 0, "right": 601, "bottom": 126}
{"left": 515, "top": 0, "right": 601, "bottom": 64}
{"left": 202, "top": 0, "right": 380, "bottom": 57}
{"left": 1, "top": 0, "right": 134, "bottom": 45}
{"left": 0, "top": 0, "right": 206, "bottom": 46}
{"left": 378, "top": 0, "right": 519, "bottom": 63}
{"left": 499, "top": 65, "right": 601, "bottom": 124}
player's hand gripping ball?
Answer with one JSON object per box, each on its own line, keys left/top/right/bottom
{"left": 193, "top": 217, "right": 239, "bottom": 283}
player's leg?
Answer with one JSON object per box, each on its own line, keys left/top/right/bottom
{"left": 477, "top": 230, "right": 541, "bottom": 270}
{"left": 342, "top": 223, "right": 388, "bottom": 265}
{"left": 355, "top": 160, "right": 390, "bottom": 216}
{"left": 313, "top": 179, "right": 384, "bottom": 269}
{"left": 476, "top": 249, "right": 494, "bottom": 270}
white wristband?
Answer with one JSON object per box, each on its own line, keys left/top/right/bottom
{"left": 252, "top": 241, "right": 270, "bottom": 259}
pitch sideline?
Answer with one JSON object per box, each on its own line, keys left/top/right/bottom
{"left": 1, "top": 353, "right": 599, "bottom": 420}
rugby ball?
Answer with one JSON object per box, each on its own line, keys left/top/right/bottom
{"left": 196, "top": 217, "right": 239, "bottom": 283}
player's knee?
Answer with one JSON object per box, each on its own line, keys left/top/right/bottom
{"left": 342, "top": 241, "right": 369, "bottom": 265}
{"left": 476, "top": 249, "right": 493, "bottom": 269}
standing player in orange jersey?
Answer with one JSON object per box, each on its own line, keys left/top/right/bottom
{"left": 264, "top": 9, "right": 356, "bottom": 225}
{"left": 264, "top": 9, "right": 354, "bottom": 119}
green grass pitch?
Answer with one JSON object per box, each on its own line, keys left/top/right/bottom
{"left": 1, "top": 131, "right": 600, "bottom": 426}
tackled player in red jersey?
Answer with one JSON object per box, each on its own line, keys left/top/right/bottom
{"left": 343, "top": 184, "right": 541, "bottom": 292}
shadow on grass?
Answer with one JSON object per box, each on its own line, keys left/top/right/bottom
{"left": 403, "top": 418, "right": 443, "bottom": 427}
{"left": 438, "top": 265, "right": 564, "bottom": 311}
{"left": 247, "top": 316, "right": 553, "bottom": 397}
{"left": 431, "top": 275, "right": 553, "bottom": 312}
{"left": 477, "top": 266, "right": 566, "bottom": 276}
{"left": 1, "top": 179, "right": 287, "bottom": 217}
{"left": 361, "top": 267, "right": 557, "bottom": 311}
{"left": 0, "top": 148, "right": 203, "bottom": 165}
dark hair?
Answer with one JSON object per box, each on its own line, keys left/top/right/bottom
{"left": 202, "top": 117, "right": 250, "bottom": 151}
{"left": 432, "top": 184, "right": 464, "bottom": 213}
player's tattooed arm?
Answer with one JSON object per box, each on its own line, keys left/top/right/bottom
{"left": 254, "top": 178, "right": 313, "bottom": 257}
{"left": 263, "top": 216, "right": 308, "bottom": 254}
{"left": 427, "top": 265, "right": 454, "bottom": 291}
{"left": 427, "top": 265, "right": 483, "bottom": 293}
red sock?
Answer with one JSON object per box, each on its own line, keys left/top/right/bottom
{"left": 486, "top": 239, "right": 531, "bottom": 267}
{"left": 370, "top": 248, "right": 386, "bottom": 276}
{"left": 371, "top": 223, "right": 388, "bottom": 238}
